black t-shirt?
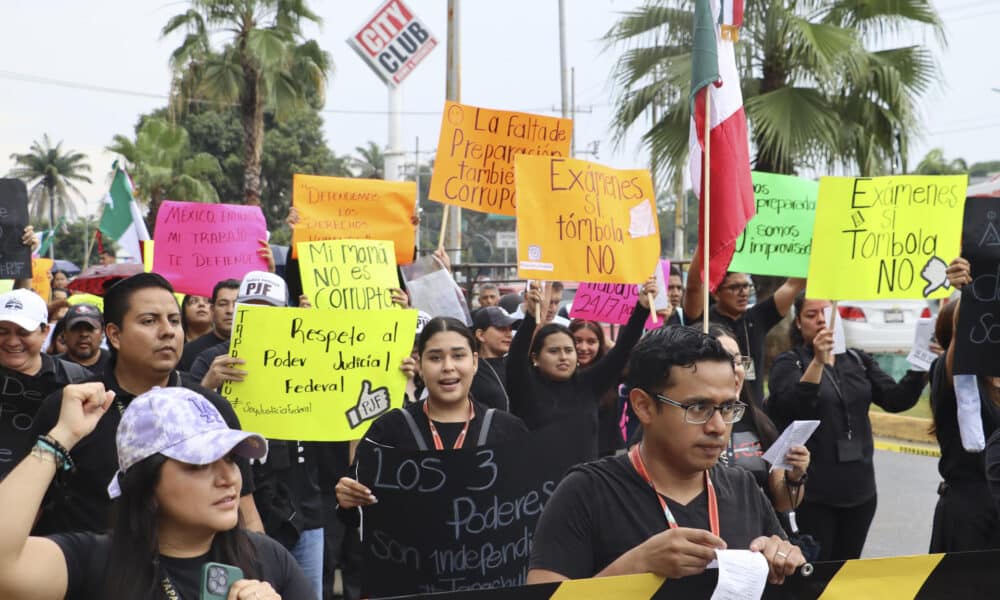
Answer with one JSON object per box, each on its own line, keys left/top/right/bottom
{"left": 30, "top": 368, "right": 253, "bottom": 535}
{"left": 50, "top": 530, "right": 314, "bottom": 600}
{"left": 469, "top": 356, "right": 510, "bottom": 411}
{"left": 180, "top": 330, "right": 227, "bottom": 372}
{"left": 529, "top": 453, "right": 785, "bottom": 579}
{"left": 706, "top": 297, "right": 782, "bottom": 408}
{"left": 723, "top": 414, "right": 769, "bottom": 491}
{"left": 252, "top": 440, "right": 325, "bottom": 547}
{"left": 932, "top": 358, "right": 1000, "bottom": 483}
{"left": 57, "top": 348, "right": 112, "bottom": 378}
{"left": 362, "top": 398, "right": 528, "bottom": 450}
{"left": 190, "top": 340, "right": 230, "bottom": 384}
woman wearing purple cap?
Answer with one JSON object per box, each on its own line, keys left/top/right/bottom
{"left": 0, "top": 383, "right": 314, "bottom": 599}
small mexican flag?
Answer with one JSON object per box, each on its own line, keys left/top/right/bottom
{"left": 98, "top": 162, "right": 149, "bottom": 263}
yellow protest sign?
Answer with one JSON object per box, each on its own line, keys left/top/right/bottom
{"left": 428, "top": 101, "right": 572, "bottom": 216}
{"left": 67, "top": 293, "right": 104, "bottom": 312}
{"left": 515, "top": 155, "right": 661, "bottom": 284}
{"left": 296, "top": 239, "right": 398, "bottom": 310}
{"left": 807, "top": 175, "right": 968, "bottom": 300}
{"left": 222, "top": 305, "right": 417, "bottom": 441}
{"left": 32, "top": 258, "right": 53, "bottom": 301}
{"left": 292, "top": 175, "right": 416, "bottom": 265}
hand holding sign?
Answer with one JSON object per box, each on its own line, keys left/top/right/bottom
{"left": 921, "top": 256, "right": 951, "bottom": 297}
{"left": 346, "top": 380, "right": 391, "bottom": 428}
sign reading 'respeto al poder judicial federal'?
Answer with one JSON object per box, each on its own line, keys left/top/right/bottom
{"left": 222, "top": 305, "right": 417, "bottom": 441}
{"left": 515, "top": 155, "right": 661, "bottom": 284}
{"left": 428, "top": 101, "right": 572, "bottom": 217}
{"left": 806, "top": 175, "right": 967, "bottom": 300}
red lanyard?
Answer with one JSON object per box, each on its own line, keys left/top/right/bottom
{"left": 423, "top": 400, "right": 475, "bottom": 450}
{"left": 628, "top": 444, "right": 719, "bottom": 536}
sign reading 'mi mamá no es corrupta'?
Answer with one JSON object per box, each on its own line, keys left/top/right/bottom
{"left": 347, "top": 0, "right": 437, "bottom": 87}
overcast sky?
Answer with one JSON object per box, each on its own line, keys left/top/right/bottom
{"left": 1, "top": 0, "right": 997, "bottom": 218}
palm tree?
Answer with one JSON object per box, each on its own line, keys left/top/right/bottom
{"left": 605, "top": 0, "right": 943, "bottom": 183}
{"left": 351, "top": 141, "right": 385, "bottom": 179}
{"left": 8, "top": 135, "right": 92, "bottom": 235}
{"left": 914, "top": 148, "right": 967, "bottom": 175}
{"left": 162, "top": 0, "right": 332, "bottom": 206}
{"left": 107, "top": 117, "right": 222, "bottom": 230}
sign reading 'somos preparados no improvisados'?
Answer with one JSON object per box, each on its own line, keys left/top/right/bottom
{"left": 347, "top": 0, "right": 437, "bottom": 87}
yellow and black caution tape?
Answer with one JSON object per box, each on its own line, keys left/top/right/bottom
{"left": 381, "top": 550, "right": 1000, "bottom": 599}
{"left": 874, "top": 439, "right": 941, "bottom": 458}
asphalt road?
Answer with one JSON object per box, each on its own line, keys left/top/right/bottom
{"left": 862, "top": 447, "right": 940, "bottom": 558}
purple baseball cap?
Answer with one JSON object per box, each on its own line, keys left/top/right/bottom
{"left": 108, "top": 387, "right": 267, "bottom": 499}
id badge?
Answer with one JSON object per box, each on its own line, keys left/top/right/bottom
{"left": 745, "top": 358, "right": 757, "bottom": 381}
{"left": 836, "top": 438, "right": 863, "bottom": 463}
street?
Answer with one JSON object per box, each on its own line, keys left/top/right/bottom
{"left": 863, "top": 447, "right": 940, "bottom": 558}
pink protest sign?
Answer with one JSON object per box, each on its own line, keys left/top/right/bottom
{"left": 152, "top": 200, "right": 268, "bottom": 296}
{"left": 569, "top": 283, "right": 639, "bottom": 324}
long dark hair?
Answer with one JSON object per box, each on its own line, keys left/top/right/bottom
{"left": 417, "top": 317, "right": 476, "bottom": 357}
{"left": 529, "top": 323, "right": 574, "bottom": 358}
{"left": 707, "top": 324, "right": 779, "bottom": 450}
{"left": 105, "top": 454, "right": 259, "bottom": 599}
{"left": 789, "top": 294, "right": 807, "bottom": 347}
{"left": 568, "top": 319, "right": 609, "bottom": 367}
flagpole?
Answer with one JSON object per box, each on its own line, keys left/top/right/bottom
{"left": 702, "top": 90, "right": 711, "bottom": 334}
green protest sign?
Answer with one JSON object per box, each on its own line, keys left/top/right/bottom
{"left": 729, "top": 172, "right": 818, "bottom": 277}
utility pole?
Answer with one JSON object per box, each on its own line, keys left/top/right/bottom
{"left": 444, "top": 0, "right": 462, "bottom": 266}
{"left": 385, "top": 86, "right": 403, "bottom": 182}
{"left": 559, "top": 0, "right": 570, "bottom": 122}
{"left": 414, "top": 136, "right": 421, "bottom": 251}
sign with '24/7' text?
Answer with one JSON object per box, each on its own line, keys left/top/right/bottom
{"left": 515, "top": 155, "right": 661, "bottom": 284}
{"left": 806, "top": 175, "right": 967, "bottom": 300}
{"left": 347, "top": 0, "right": 437, "bottom": 87}
{"left": 429, "top": 101, "right": 572, "bottom": 216}
{"left": 222, "top": 305, "right": 417, "bottom": 441}
{"left": 152, "top": 200, "right": 269, "bottom": 297}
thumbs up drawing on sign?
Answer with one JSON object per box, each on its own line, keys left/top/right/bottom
{"left": 346, "top": 380, "right": 392, "bottom": 428}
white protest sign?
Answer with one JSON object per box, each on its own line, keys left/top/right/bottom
{"left": 906, "top": 317, "right": 937, "bottom": 372}
{"left": 401, "top": 254, "right": 472, "bottom": 325}
{"left": 762, "top": 420, "right": 820, "bottom": 471}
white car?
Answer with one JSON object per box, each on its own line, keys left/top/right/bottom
{"left": 838, "top": 300, "right": 934, "bottom": 354}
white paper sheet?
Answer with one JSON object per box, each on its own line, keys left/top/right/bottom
{"left": 823, "top": 307, "right": 846, "bottom": 355}
{"left": 906, "top": 317, "right": 937, "bottom": 372}
{"left": 762, "top": 420, "right": 821, "bottom": 471}
{"left": 954, "top": 374, "right": 986, "bottom": 452}
{"left": 628, "top": 199, "right": 657, "bottom": 239}
{"left": 709, "top": 549, "right": 769, "bottom": 600}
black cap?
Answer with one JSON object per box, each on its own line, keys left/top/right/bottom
{"left": 473, "top": 307, "right": 520, "bottom": 331}
{"left": 64, "top": 303, "right": 103, "bottom": 329}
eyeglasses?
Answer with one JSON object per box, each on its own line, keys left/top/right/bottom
{"left": 720, "top": 283, "right": 754, "bottom": 294}
{"left": 646, "top": 390, "right": 746, "bottom": 424}
{"left": 733, "top": 355, "right": 752, "bottom": 371}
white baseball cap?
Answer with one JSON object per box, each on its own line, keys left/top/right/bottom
{"left": 238, "top": 271, "right": 287, "bottom": 307}
{"left": 0, "top": 289, "right": 48, "bottom": 331}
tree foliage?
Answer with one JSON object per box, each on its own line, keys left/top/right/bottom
{"left": 7, "top": 135, "right": 92, "bottom": 225}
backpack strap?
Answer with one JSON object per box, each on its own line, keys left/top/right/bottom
{"left": 476, "top": 408, "right": 496, "bottom": 447}
{"left": 398, "top": 408, "right": 429, "bottom": 451}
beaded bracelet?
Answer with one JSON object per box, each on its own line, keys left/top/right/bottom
{"left": 36, "top": 435, "right": 75, "bottom": 472}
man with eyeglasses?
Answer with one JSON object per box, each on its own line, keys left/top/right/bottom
{"left": 528, "top": 326, "right": 803, "bottom": 585}
{"left": 683, "top": 254, "right": 805, "bottom": 408}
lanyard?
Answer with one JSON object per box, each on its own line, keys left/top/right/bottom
{"left": 628, "top": 444, "right": 719, "bottom": 536}
{"left": 423, "top": 400, "right": 475, "bottom": 450}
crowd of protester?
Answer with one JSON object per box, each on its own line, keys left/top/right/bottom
{"left": 0, "top": 214, "right": 991, "bottom": 600}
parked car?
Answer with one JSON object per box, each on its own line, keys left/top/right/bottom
{"left": 838, "top": 300, "right": 934, "bottom": 354}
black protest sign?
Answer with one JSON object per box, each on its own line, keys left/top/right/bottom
{"left": 355, "top": 413, "right": 591, "bottom": 597}
{"left": 0, "top": 179, "right": 32, "bottom": 279}
{"left": 954, "top": 197, "right": 1000, "bottom": 375}
{"left": 0, "top": 368, "right": 66, "bottom": 477}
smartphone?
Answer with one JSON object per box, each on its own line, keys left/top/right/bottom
{"left": 200, "top": 562, "right": 244, "bottom": 600}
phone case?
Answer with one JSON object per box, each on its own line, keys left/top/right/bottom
{"left": 201, "top": 562, "right": 244, "bottom": 600}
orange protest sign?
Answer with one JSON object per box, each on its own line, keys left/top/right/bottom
{"left": 428, "top": 101, "right": 572, "bottom": 216}
{"left": 31, "top": 258, "right": 52, "bottom": 301}
{"left": 292, "top": 175, "right": 417, "bottom": 265}
{"left": 515, "top": 155, "right": 661, "bottom": 284}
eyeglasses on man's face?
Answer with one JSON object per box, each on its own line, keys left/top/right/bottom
{"left": 720, "top": 282, "right": 754, "bottom": 294}
{"left": 645, "top": 390, "right": 746, "bottom": 424}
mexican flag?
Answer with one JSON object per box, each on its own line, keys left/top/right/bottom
{"left": 687, "top": 0, "right": 754, "bottom": 291}
{"left": 99, "top": 163, "right": 149, "bottom": 264}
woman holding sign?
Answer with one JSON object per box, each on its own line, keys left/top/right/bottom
{"left": 335, "top": 317, "right": 528, "bottom": 510}
{"left": 507, "top": 279, "right": 656, "bottom": 460}
{"left": 766, "top": 295, "right": 927, "bottom": 561}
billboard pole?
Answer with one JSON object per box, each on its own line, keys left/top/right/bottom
{"left": 386, "top": 86, "right": 404, "bottom": 182}
{"left": 444, "top": 0, "right": 462, "bottom": 267}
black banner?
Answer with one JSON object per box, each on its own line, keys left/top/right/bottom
{"left": 0, "top": 368, "right": 65, "bottom": 478}
{"left": 0, "top": 179, "right": 31, "bottom": 279}
{"left": 355, "top": 414, "right": 592, "bottom": 598}
{"left": 955, "top": 197, "right": 1000, "bottom": 375}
